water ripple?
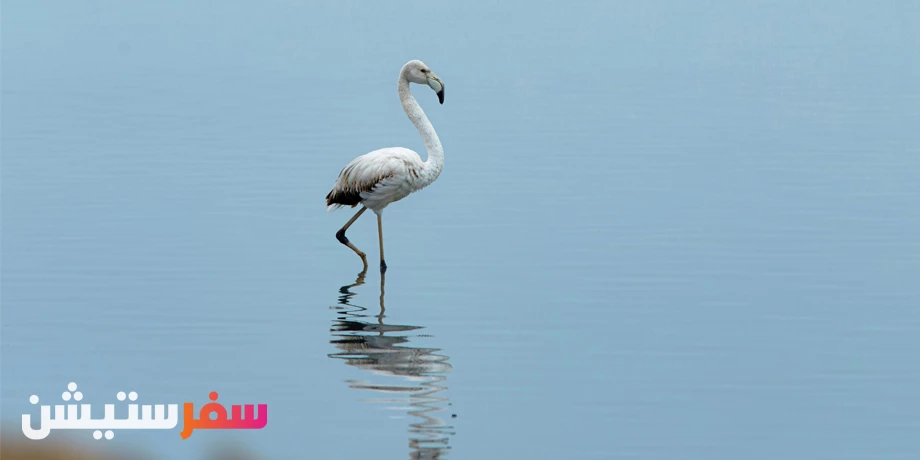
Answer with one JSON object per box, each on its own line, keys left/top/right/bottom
{"left": 328, "top": 271, "right": 456, "bottom": 459}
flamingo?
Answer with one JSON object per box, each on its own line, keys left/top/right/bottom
{"left": 325, "top": 60, "right": 446, "bottom": 273}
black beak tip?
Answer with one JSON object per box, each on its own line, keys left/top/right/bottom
{"left": 437, "top": 90, "right": 444, "bottom": 104}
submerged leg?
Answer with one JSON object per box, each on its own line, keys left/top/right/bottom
{"left": 378, "top": 270, "right": 386, "bottom": 325}
{"left": 377, "top": 213, "right": 387, "bottom": 272}
{"left": 336, "top": 206, "right": 368, "bottom": 268}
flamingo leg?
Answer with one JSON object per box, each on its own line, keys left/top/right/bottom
{"left": 336, "top": 206, "right": 368, "bottom": 268}
{"left": 377, "top": 214, "right": 387, "bottom": 272}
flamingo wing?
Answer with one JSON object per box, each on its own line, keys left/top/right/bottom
{"left": 326, "top": 148, "right": 423, "bottom": 210}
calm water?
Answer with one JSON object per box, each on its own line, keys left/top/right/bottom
{"left": 3, "top": 1, "right": 919, "bottom": 459}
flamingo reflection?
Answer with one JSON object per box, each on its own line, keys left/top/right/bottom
{"left": 329, "top": 271, "right": 455, "bottom": 459}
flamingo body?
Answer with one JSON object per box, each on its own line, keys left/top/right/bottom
{"left": 325, "top": 60, "right": 446, "bottom": 272}
{"left": 325, "top": 147, "right": 427, "bottom": 214}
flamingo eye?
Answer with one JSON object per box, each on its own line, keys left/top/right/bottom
{"left": 421, "top": 69, "right": 428, "bottom": 73}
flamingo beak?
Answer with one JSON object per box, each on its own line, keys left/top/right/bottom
{"left": 427, "top": 73, "right": 444, "bottom": 104}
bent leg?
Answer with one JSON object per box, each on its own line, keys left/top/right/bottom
{"left": 336, "top": 207, "right": 368, "bottom": 268}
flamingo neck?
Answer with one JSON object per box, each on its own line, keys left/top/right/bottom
{"left": 398, "top": 73, "right": 443, "bottom": 188}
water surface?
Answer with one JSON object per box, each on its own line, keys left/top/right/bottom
{"left": 2, "top": 1, "right": 919, "bottom": 459}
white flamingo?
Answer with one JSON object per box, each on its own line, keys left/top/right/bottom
{"left": 325, "top": 60, "right": 446, "bottom": 272}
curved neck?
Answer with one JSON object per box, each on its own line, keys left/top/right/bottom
{"left": 398, "top": 73, "right": 443, "bottom": 185}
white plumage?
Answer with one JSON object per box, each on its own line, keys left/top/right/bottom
{"left": 326, "top": 147, "right": 425, "bottom": 213}
{"left": 325, "top": 60, "right": 446, "bottom": 272}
